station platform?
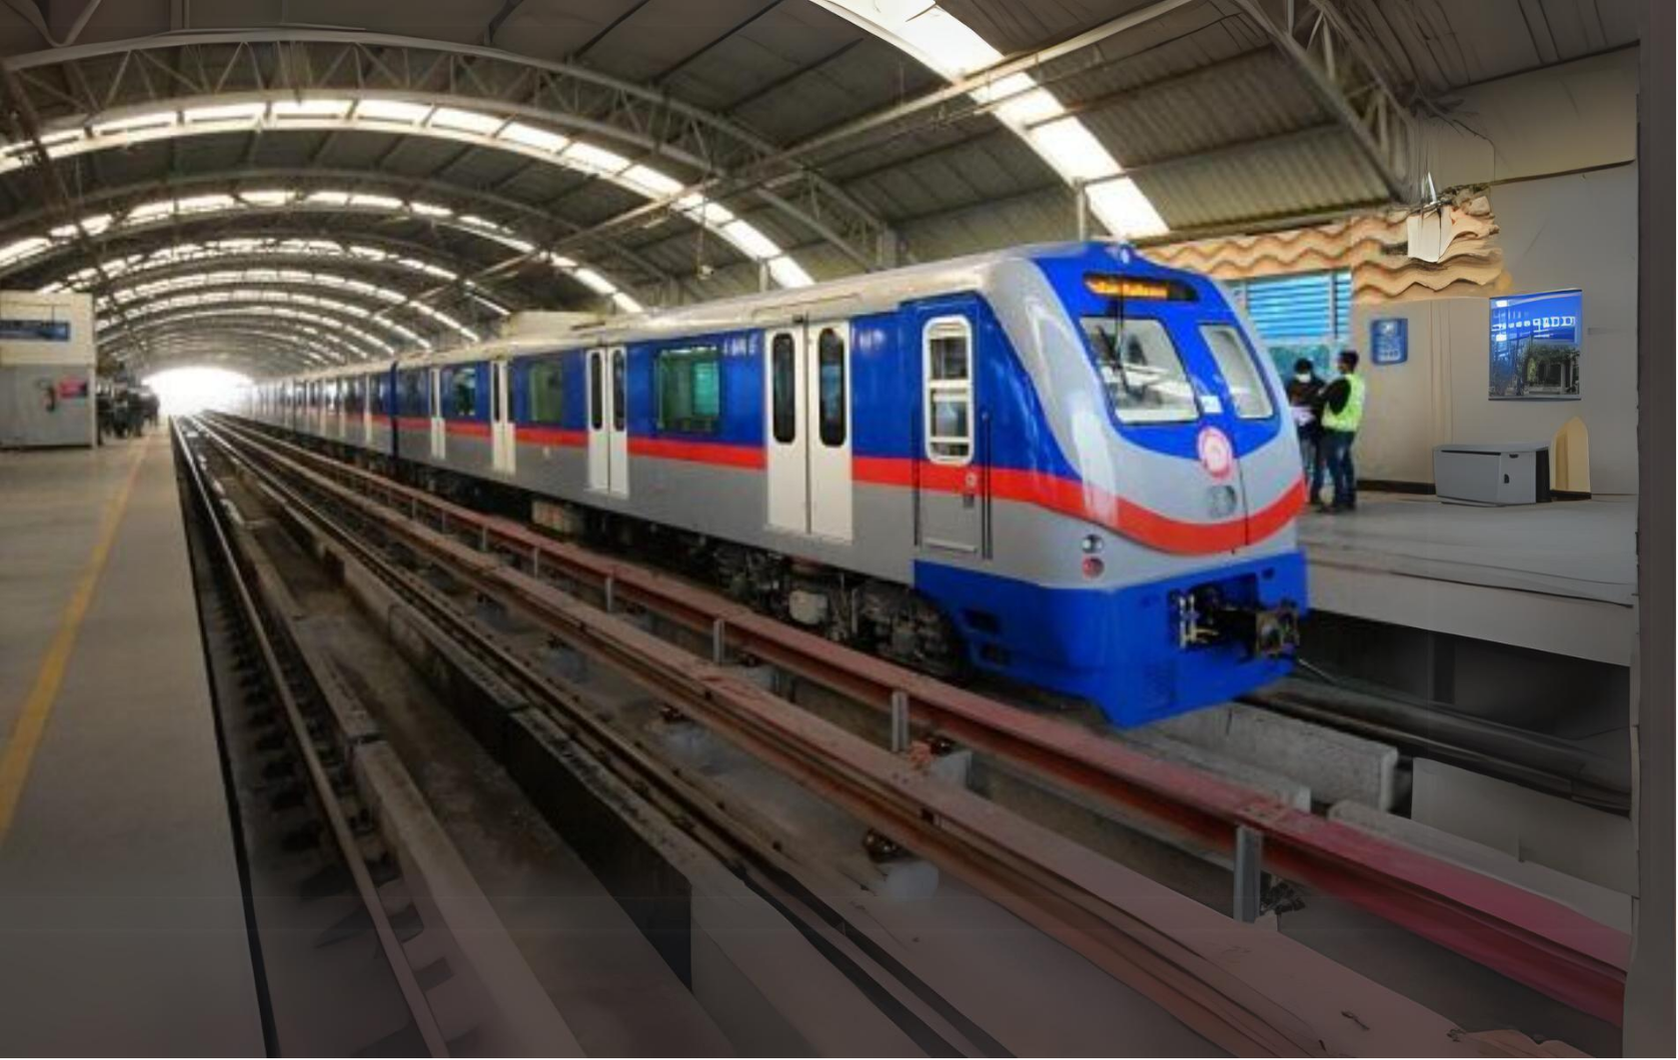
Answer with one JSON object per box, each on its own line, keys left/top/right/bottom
{"left": 0, "top": 431, "right": 265, "bottom": 1055}
{"left": 1298, "top": 491, "right": 1636, "bottom": 666}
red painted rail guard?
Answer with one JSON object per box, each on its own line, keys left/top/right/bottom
{"left": 209, "top": 413, "right": 1633, "bottom": 1025}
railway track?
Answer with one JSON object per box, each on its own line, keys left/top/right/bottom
{"left": 175, "top": 420, "right": 583, "bottom": 1056}
{"left": 190, "top": 411, "right": 1624, "bottom": 1051}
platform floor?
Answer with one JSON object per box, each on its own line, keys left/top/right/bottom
{"left": 1298, "top": 491, "right": 1636, "bottom": 665}
{"left": 0, "top": 431, "right": 265, "bottom": 1055}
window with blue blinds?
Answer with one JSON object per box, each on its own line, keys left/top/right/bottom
{"left": 1225, "top": 269, "right": 1353, "bottom": 377}
{"left": 1225, "top": 270, "right": 1352, "bottom": 343}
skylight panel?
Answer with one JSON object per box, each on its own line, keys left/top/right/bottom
{"left": 499, "top": 122, "right": 568, "bottom": 153}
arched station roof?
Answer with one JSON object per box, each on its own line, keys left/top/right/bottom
{"left": 0, "top": 0, "right": 1638, "bottom": 375}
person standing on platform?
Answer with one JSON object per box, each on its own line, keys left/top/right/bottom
{"left": 1285, "top": 357, "right": 1326, "bottom": 505}
{"left": 95, "top": 387, "right": 112, "bottom": 445}
{"left": 1318, "top": 349, "right": 1367, "bottom": 512}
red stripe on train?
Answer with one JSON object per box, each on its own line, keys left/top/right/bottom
{"left": 516, "top": 425, "right": 586, "bottom": 447}
{"left": 628, "top": 436, "right": 766, "bottom": 469}
{"left": 854, "top": 455, "right": 1304, "bottom": 554}
{"left": 376, "top": 423, "right": 1300, "bottom": 554}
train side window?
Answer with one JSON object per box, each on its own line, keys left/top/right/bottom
{"left": 589, "top": 353, "right": 603, "bottom": 430}
{"left": 371, "top": 374, "right": 386, "bottom": 414}
{"left": 444, "top": 365, "right": 477, "bottom": 418}
{"left": 655, "top": 343, "right": 720, "bottom": 434}
{"left": 611, "top": 349, "right": 626, "bottom": 431}
{"left": 1199, "top": 324, "right": 1274, "bottom": 420}
{"left": 770, "top": 333, "right": 796, "bottom": 444}
{"left": 923, "top": 317, "right": 973, "bottom": 465}
{"left": 817, "top": 328, "right": 846, "bottom": 448}
{"left": 528, "top": 358, "right": 565, "bottom": 425}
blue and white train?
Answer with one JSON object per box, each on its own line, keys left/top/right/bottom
{"left": 234, "top": 241, "right": 1308, "bottom": 727}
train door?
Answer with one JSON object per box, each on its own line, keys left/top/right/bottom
{"left": 428, "top": 368, "right": 446, "bottom": 460}
{"left": 361, "top": 373, "right": 374, "bottom": 445}
{"left": 765, "top": 320, "right": 853, "bottom": 540}
{"left": 586, "top": 347, "right": 629, "bottom": 497}
{"left": 490, "top": 359, "right": 516, "bottom": 475}
{"left": 915, "top": 315, "right": 987, "bottom": 557}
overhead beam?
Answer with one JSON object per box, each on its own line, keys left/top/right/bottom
{"left": 1227, "top": 0, "right": 1415, "bottom": 200}
{"left": 0, "top": 32, "right": 894, "bottom": 271}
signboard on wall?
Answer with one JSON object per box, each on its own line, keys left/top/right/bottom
{"left": 0, "top": 318, "right": 70, "bottom": 342}
{"left": 1489, "top": 290, "right": 1582, "bottom": 400}
{"left": 1370, "top": 318, "right": 1408, "bottom": 365}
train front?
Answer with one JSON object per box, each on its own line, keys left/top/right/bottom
{"left": 990, "top": 243, "right": 1309, "bottom": 727}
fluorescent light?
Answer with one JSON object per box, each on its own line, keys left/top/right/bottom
{"left": 271, "top": 98, "right": 353, "bottom": 120}
{"left": 1029, "top": 117, "right": 1120, "bottom": 182}
{"left": 611, "top": 291, "right": 644, "bottom": 313}
{"left": 183, "top": 102, "right": 265, "bottom": 124}
{"left": 128, "top": 200, "right": 176, "bottom": 221}
{"left": 428, "top": 107, "right": 503, "bottom": 135}
{"left": 239, "top": 189, "right": 294, "bottom": 206}
{"left": 1085, "top": 177, "right": 1169, "bottom": 239}
{"left": 408, "top": 200, "right": 452, "bottom": 217}
{"left": 354, "top": 99, "right": 432, "bottom": 124}
{"left": 0, "top": 237, "right": 49, "bottom": 265}
{"left": 562, "top": 141, "right": 631, "bottom": 174}
{"left": 177, "top": 194, "right": 238, "bottom": 213}
{"left": 348, "top": 193, "right": 402, "bottom": 210}
{"left": 499, "top": 121, "right": 568, "bottom": 153}
{"left": 622, "top": 164, "right": 684, "bottom": 197}
{"left": 573, "top": 267, "right": 616, "bottom": 294}
{"left": 91, "top": 111, "right": 178, "bottom": 136}
{"left": 767, "top": 255, "right": 814, "bottom": 288}
{"left": 677, "top": 194, "right": 735, "bottom": 226}
{"left": 305, "top": 190, "right": 351, "bottom": 205}
{"left": 721, "top": 219, "right": 780, "bottom": 260}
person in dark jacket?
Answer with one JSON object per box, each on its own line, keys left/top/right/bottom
{"left": 1285, "top": 357, "right": 1327, "bottom": 505}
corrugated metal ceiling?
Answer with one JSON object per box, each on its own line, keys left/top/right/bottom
{"left": 0, "top": 0, "right": 1643, "bottom": 320}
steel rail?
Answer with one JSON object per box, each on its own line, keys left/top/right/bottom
{"left": 189, "top": 413, "right": 1523, "bottom": 1057}
{"left": 203, "top": 411, "right": 1632, "bottom": 1026}
{"left": 173, "top": 419, "right": 453, "bottom": 1056}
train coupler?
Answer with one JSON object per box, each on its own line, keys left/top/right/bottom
{"left": 1172, "top": 587, "right": 1300, "bottom": 658}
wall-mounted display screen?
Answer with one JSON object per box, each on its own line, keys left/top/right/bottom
{"left": 1490, "top": 290, "right": 1582, "bottom": 400}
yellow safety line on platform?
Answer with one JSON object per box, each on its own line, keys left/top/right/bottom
{"left": 0, "top": 438, "right": 151, "bottom": 846}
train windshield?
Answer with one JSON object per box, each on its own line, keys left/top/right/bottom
{"left": 1080, "top": 316, "right": 1198, "bottom": 424}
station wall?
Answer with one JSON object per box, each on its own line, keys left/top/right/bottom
{"left": 1352, "top": 163, "right": 1639, "bottom": 493}
{"left": 1352, "top": 48, "right": 1640, "bottom": 494}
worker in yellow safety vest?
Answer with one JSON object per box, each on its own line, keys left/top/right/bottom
{"left": 1318, "top": 349, "right": 1366, "bottom": 512}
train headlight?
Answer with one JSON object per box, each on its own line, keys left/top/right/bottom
{"left": 1080, "top": 533, "right": 1103, "bottom": 554}
{"left": 1081, "top": 556, "right": 1105, "bottom": 580}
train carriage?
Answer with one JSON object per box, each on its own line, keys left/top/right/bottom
{"left": 238, "top": 241, "right": 1308, "bottom": 727}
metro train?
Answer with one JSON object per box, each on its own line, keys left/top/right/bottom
{"left": 234, "top": 241, "right": 1308, "bottom": 727}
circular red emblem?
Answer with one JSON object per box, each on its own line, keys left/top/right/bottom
{"left": 1197, "top": 426, "right": 1234, "bottom": 479}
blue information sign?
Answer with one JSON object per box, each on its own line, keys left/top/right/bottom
{"left": 1369, "top": 317, "right": 1407, "bottom": 365}
{"left": 0, "top": 318, "right": 70, "bottom": 341}
{"left": 1489, "top": 290, "right": 1582, "bottom": 399}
